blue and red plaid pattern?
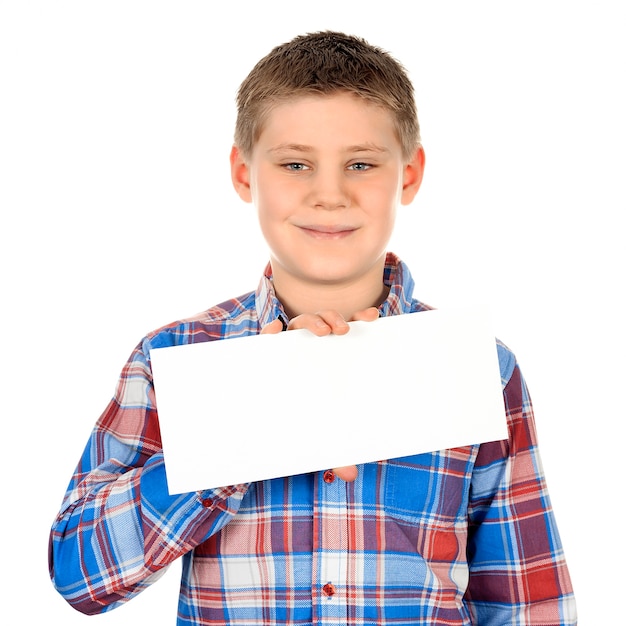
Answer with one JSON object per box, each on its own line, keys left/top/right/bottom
{"left": 49, "top": 253, "right": 576, "bottom": 624}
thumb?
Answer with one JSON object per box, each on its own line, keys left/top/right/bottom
{"left": 350, "top": 307, "right": 380, "bottom": 322}
{"left": 333, "top": 465, "right": 359, "bottom": 482}
{"left": 260, "top": 319, "right": 284, "bottom": 335}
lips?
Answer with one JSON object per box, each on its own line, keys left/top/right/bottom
{"left": 298, "top": 224, "right": 358, "bottom": 240}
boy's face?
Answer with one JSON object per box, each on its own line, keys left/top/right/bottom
{"left": 231, "top": 92, "right": 424, "bottom": 294}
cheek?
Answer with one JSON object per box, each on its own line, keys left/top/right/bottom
{"left": 364, "top": 183, "right": 401, "bottom": 219}
{"left": 257, "top": 182, "right": 298, "bottom": 221}
{"left": 365, "top": 175, "right": 402, "bottom": 200}
{"left": 255, "top": 191, "right": 289, "bottom": 235}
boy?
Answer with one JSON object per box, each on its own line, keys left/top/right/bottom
{"left": 49, "top": 31, "right": 576, "bottom": 624}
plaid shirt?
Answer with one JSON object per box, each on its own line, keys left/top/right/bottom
{"left": 49, "top": 253, "right": 576, "bottom": 625}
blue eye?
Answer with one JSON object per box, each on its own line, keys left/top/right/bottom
{"left": 284, "top": 163, "right": 308, "bottom": 171}
{"left": 349, "top": 162, "right": 371, "bottom": 171}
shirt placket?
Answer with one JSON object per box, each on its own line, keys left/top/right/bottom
{"left": 312, "top": 469, "right": 349, "bottom": 625}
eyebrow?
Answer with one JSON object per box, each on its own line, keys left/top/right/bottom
{"left": 267, "top": 142, "right": 390, "bottom": 155}
{"left": 267, "top": 143, "right": 313, "bottom": 154}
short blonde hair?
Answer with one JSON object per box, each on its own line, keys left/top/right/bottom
{"left": 234, "top": 31, "right": 421, "bottom": 161}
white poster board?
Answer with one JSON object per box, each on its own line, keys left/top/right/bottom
{"left": 150, "top": 309, "right": 508, "bottom": 494}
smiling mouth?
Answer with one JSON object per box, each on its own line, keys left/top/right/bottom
{"left": 298, "top": 225, "right": 358, "bottom": 240}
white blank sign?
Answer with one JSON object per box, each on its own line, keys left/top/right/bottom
{"left": 150, "top": 309, "right": 508, "bottom": 495}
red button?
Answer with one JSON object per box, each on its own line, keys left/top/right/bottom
{"left": 201, "top": 498, "right": 214, "bottom": 508}
{"left": 323, "top": 470, "right": 335, "bottom": 484}
{"left": 322, "top": 582, "right": 336, "bottom": 597}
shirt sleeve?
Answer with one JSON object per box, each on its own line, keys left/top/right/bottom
{"left": 48, "top": 337, "right": 249, "bottom": 615}
{"left": 464, "top": 344, "right": 577, "bottom": 624}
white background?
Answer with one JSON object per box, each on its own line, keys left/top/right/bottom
{"left": 1, "top": 1, "right": 623, "bottom": 623}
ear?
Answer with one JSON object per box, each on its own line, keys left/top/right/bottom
{"left": 230, "top": 145, "right": 253, "bottom": 203}
{"left": 400, "top": 146, "right": 425, "bottom": 205}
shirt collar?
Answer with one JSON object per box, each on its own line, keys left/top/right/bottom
{"left": 255, "top": 262, "right": 289, "bottom": 329}
{"left": 254, "top": 251, "right": 416, "bottom": 327}
{"left": 378, "top": 252, "right": 416, "bottom": 317}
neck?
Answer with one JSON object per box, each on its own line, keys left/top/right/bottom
{"left": 271, "top": 259, "right": 389, "bottom": 321}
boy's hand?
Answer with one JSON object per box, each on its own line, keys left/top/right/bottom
{"left": 260, "top": 307, "right": 379, "bottom": 336}
{"left": 261, "top": 307, "right": 379, "bottom": 483}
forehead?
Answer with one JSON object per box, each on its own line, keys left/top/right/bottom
{"left": 256, "top": 92, "right": 400, "bottom": 150}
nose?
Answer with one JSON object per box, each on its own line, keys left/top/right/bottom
{"left": 309, "top": 166, "right": 350, "bottom": 210}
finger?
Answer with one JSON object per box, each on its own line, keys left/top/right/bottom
{"left": 287, "top": 313, "right": 332, "bottom": 336}
{"left": 350, "top": 307, "right": 380, "bottom": 322}
{"left": 260, "top": 319, "right": 284, "bottom": 335}
{"left": 308, "top": 310, "right": 350, "bottom": 335}
{"left": 288, "top": 311, "right": 349, "bottom": 336}
{"left": 333, "top": 465, "right": 359, "bottom": 482}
